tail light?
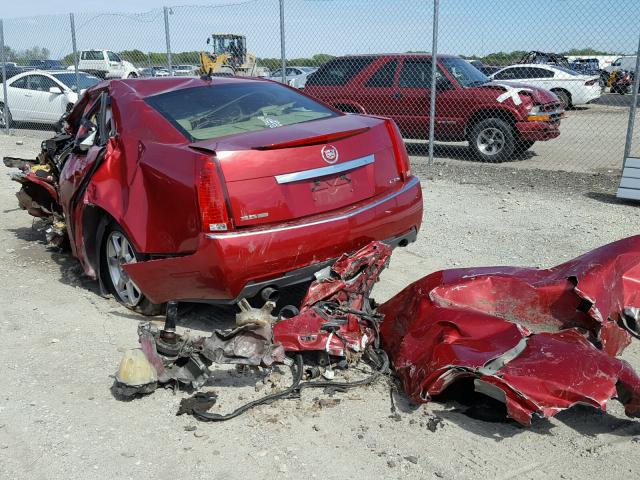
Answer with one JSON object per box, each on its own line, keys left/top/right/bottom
{"left": 196, "top": 157, "right": 231, "bottom": 232}
{"left": 385, "top": 119, "right": 412, "bottom": 180}
{"left": 585, "top": 78, "right": 598, "bottom": 86}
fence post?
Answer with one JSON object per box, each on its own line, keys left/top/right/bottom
{"left": 279, "top": 0, "right": 286, "bottom": 83}
{"left": 428, "top": 0, "right": 440, "bottom": 167}
{"left": 622, "top": 33, "right": 640, "bottom": 162}
{"left": 164, "top": 6, "right": 173, "bottom": 76}
{"left": 69, "top": 13, "right": 80, "bottom": 93}
{"left": 0, "top": 19, "right": 10, "bottom": 134}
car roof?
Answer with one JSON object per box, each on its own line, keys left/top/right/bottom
{"left": 100, "top": 75, "right": 271, "bottom": 99}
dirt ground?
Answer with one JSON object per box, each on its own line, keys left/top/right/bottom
{"left": 1, "top": 131, "right": 640, "bottom": 480}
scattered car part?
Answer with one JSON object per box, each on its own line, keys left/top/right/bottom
{"left": 114, "top": 242, "right": 392, "bottom": 420}
{"left": 380, "top": 235, "right": 640, "bottom": 426}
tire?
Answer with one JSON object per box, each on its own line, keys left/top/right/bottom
{"left": 468, "top": 118, "right": 516, "bottom": 163}
{"left": 0, "top": 102, "right": 12, "bottom": 128}
{"left": 515, "top": 140, "right": 535, "bottom": 153}
{"left": 127, "top": 72, "right": 138, "bottom": 78}
{"left": 101, "top": 224, "right": 164, "bottom": 316}
{"left": 553, "top": 89, "right": 571, "bottom": 109}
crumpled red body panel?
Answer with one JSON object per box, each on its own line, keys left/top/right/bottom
{"left": 380, "top": 236, "right": 640, "bottom": 425}
{"left": 273, "top": 241, "right": 391, "bottom": 357}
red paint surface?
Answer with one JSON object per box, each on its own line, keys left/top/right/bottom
{"left": 380, "top": 236, "right": 640, "bottom": 425}
{"left": 53, "top": 76, "right": 422, "bottom": 301}
{"left": 273, "top": 241, "right": 392, "bottom": 356}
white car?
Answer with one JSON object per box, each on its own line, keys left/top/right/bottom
{"left": 0, "top": 70, "right": 100, "bottom": 127}
{"left": 490, "top": 64, "right": 601, "bottom": 108}
{"left": 69, "top": 50, "right": 139, "bottom": 79}
{"left": 172, "top": 65, "right": 199, "bottom": 77}
{"left": 269, "top": 66, "right": 318, "bottom": 89}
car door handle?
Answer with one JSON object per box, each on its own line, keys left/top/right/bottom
{"left": 24, "top": 93, "right": 32, "bottom": 97}
{"left": 392, "top": 92, "right": 403, "bottom": 100}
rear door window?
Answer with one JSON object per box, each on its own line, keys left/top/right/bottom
{"left": 494, "top": 67, "right": 524, "bottom": 80}
{"left": 146, "top": 82, "right": 339, "bottom": 141}
{"left": 83, "top": 51, "right": 104, "bottom": 61}
{"left": 528, "top": 67, "right": 554, "bottom": 78}
{"left": 306, "top": 57, "right": 376, "bottom": 86}
{"left": 365, "top": 59, "right": 398, "bottom": 88}
{"left": 9, "top": 76, "right": 28, "bottom": 89}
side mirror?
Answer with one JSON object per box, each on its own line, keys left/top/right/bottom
{"left": 49, "top": 86, "right": 63, "bottom": 94}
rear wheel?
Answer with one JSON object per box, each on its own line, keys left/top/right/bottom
{"left": 101, "top": 225, "right": 164, "bottom": 316}
{"left": 552, "top": 89, "right": 571, "bottom": 109}
{"left": 0, "top": 103, "right": 12, "bottom": 128}
{"left": 468, "top": 118, "right": 515, "bottom": 163}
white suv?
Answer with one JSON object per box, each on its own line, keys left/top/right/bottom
{"left": 70, "top": 50, "right": 139, "bottom": 79}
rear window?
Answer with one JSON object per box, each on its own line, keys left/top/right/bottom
{"left": 145, "top": 82, "right": 338, "bottom": 141}
{"left": 306, "top": 57, "right": 376, "bottom": 86}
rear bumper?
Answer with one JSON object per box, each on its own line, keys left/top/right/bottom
{"left": 124, "top": 177, "right": 423, "bottom": 304}
{"left": 515, "top": 121, "right": 561, "bottom": 141}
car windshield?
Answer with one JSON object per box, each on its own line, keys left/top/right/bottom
{"left": 52, "top": 72, "right": 101, "bottom": 91}
{"left": 146, "top": 82, "right": 338, "bottom": 141}
{"left": 441, "top": 57, "right": 490, "bottom": 87}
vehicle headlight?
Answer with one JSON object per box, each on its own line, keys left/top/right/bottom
{"left": 527, "top": 105, "right": 551, "bottom": 121}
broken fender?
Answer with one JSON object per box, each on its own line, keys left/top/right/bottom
{"left": 380, "top": 235, "right": 640, "bottom": 425}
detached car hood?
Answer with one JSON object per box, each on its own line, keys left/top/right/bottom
{"left": 477, "top": 81, "right": 560, "bottom": 104}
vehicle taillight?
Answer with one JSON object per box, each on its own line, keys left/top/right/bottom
{"left": 385, "top": 119, "right": 412, "bottom": 180}
{"left": 585, "top": 78, "right": 598, "bottom": 86}
{"left": 196, "top": 158, "right": 230, "bottom": 232}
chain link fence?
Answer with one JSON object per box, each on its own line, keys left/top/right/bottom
{"left": 1, "top": 0, "right": 639, "bottom": 176}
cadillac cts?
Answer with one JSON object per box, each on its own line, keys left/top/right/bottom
{"left": 5, "top": 76, "right": 423, "bottom": 315}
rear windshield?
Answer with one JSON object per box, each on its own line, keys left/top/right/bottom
{"left": 306, "top": 57, "right": 376, "bottom": 86}
{"left": 145, "top": 82, "right": 338, "bottom": 141}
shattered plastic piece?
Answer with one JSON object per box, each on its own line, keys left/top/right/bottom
{"left": 114, "top": 349, "right": 158, "bottom": 396}
{"left": 380, "top": 235, "right": 640, "bottom": 426}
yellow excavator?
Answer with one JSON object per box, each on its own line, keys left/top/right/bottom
{"left": 199, "top": 34, "right": 268, "bottom": 77}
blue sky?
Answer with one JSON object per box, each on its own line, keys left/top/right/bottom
{"left": 2, "top": 0, "right": 639, "bottom": 60}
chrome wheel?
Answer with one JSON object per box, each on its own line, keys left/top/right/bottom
{"left": 106, "top": 231, "right": 142, "bottom": 307}
{"left": 477, "top": 127, "right": 505, "bottom": 156}
{"left": 0, "top": 105, "right": 7, "bottom": 128}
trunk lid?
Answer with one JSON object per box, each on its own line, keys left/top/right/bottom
{"left": 191, "top": 115, "right": 403, "bottom": 228}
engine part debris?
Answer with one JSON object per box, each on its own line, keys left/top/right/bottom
{"left": 177, "top": 392, "right": 218, "bottom": 416}
{"left": 236, "top": 298, "right": 276, "bottom": 326}
{"left": 114, "top": 242, "right": 392, "bottom": 419}
{"left": 380, "top": 235, "right": 640, "bottom": 426}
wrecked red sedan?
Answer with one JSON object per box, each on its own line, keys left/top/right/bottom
{"left": 4, "top": 76, "right": 422, "bottom": 314}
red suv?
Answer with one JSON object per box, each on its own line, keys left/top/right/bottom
{"left": 305, "top": 54, "right": 563, "bottom": 162}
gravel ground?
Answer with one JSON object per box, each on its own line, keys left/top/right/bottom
{"left": 1, "top": 132, "right": 640, "bottom": 480}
